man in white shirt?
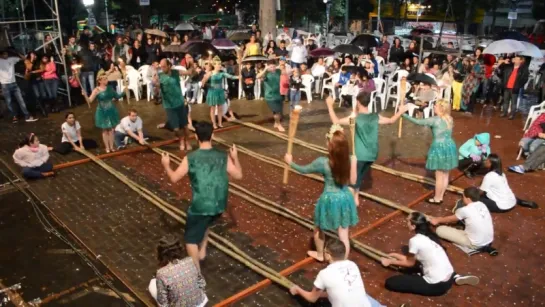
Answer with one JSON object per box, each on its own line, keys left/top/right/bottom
{"left": 430, "top": 187, "right": 495, "bottom": 252}
{"left": 0, "top": 50, "right": 37, "bottom": 123}
{"left": 288, "top": 39, "right": 308, "bottom": 69}
{"left": 289, "top": 240, "right": 384, "bottom": 307}
{"left": 114, "top": 109, "right": 146, "bottom": 149}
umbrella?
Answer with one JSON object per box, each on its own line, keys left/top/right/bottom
{"left": 310, "top": 48, "right": 335, "bottom": 57}
{"left": 212, "top": 38, "right": 237, "bottom": 50}
{"left": 184, "top": 41, "right": 219, "bottom": 55}
{"left": 519, "top": 41, "right": 543, "bottom": 58}
{"left": 483, "top": 39, "right": 526, "bottom": 55}
{"left": 407, "top": 73, "right": 437, "bottom": 85}
{"left": 162, "top": 44, "right": 185, "bottom": 53}
{"left": 350, "top": 34, "right": 379, "bottom": 49}
{"left": 174, "top": 23, "right": 195, "bottom": 31}
{"left": 145, "top": 29, "right": 168, "bottom": 38}
{"left": 333, "top": 44, "right": 364, "bottom": 55}
{"left": 242, "top": 55, "right": 269, "bottom": 62}
{"left": 229, "top": 32, "right": 252, "bottom": 42}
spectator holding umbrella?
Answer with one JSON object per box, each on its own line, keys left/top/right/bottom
{"left": 500, "top": 55, "right": 528, "bottom": 120}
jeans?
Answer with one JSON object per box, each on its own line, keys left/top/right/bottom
{"left": 502, "top": 89, "right": 518, "bottom": 117}
{"left": 289, "top": 89, "right": 300, "bottom": 110}
{"left": 114, "top": 130, "right": 147, "bottom": 148}
{"left": 385, "top": 271, "right": 455, "bottom": 296}
{"left": 186, "top": 82, "right": 199, "bottom": 101}
{"left": 80, "top": 71, "right": 95, "bottom": 96}
{"left": 1, "top": 82, "right": 30, "bottom": 118}
{"left": 43, "top": 78, "right": 59, "bottom": 99}
{"left": 520, "top": 137, "right": 545, "bottom": 154}
{"left": 22, "top": 163, "right": 53, "bottom": 179}
{"left": 31, "top": 80, "right": 46, "bottom": 99}
{"left": 291, "top": 61, "right": 302, "bottom": 69}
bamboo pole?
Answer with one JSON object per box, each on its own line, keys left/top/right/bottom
{"left": 349, "top": 117, "right": 356, "bottom": 156}
{"left": 398, "top": 78, "right": 407, "bottom": 138}
{"left": 231, "top": 120, "right": 463, "bottom": 194}
{"left": 71, "top": 65, "right": 91, "bottom": 108}
{"left": 76, "top": 149, "right": 294, "bottom": 289}
{"left": 283, "top": 105, "right": 303, "bottom": 184}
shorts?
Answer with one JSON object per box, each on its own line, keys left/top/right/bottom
{"left": 165, "top": 105, "right": 188, "bottom": 130}
{"left": 350, "top": 161, "right": 373, "bottom": 189}
{"left": 184, "top": 213, "right": 222, "bottom": 244}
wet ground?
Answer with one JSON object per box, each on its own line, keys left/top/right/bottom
{"left": 0, "top": 94, "right": 544, "bottom": 306}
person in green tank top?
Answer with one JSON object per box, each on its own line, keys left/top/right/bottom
{"left": 153, "top": 59, "right": 194, "bottom": 151}
{"left": 161, "top": 122, "right": 242, "bottom": 271}
{"left": 326, "top": 92, "right": 407, "bottom": 206}
{"left": 257, "top": 60, "right": 285, "bottom": 132}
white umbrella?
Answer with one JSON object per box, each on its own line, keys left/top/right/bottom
{"left": 175, "top": 23, "right": 194, "bottom": 31}
{"left": 519, "top": 41, "right": 543, "bottom": 58}
{"left": 483, "top": 39, "right": 526, "bottom": 55}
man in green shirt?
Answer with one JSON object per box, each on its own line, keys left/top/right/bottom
{"left": 161, "top": 122, "right": 243, "bottom": 271}
{"left": 154, "top": 59, "right": 193, "bottom": 151}
{"left": 326, "top": 92, "right": 407, "bottom": 206}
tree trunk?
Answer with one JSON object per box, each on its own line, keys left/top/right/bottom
{"left": 260, "top": 0, "right": 276, "bottom": 38}
{"left": 463, "top": 0, "right": 472, "bottom": 35}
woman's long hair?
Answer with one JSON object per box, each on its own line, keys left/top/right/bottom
{"left": 409, "top": 212, "right": 445, "bottom": 249}
{"left": 327, "top": 131, "right": 350, "bottom": 186}
{"left": 435, "top": 99, "right": 453, "bottom": 130}
{"left": 157, "top": 234, "right": 184, "bottom": 267}
{"left": 487, "top": 153, "right": 503, "bottom": 176}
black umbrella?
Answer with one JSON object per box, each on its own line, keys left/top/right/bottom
{"left": 333, "top": 44, "right": 364, "bottom": 55}
{"left": 183, "top": 41, "right": 219, "bottom": 55}
{"left": 350, "top": 34, "right": 379, "bottom": 49}
{"left": 407, "top": 73, "right": 437, "bottom": 86}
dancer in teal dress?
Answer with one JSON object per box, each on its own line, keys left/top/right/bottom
{"left": 402, "top": 99, "right": 457, "bottom": 205}
{"left": 201, "top": 57, "right": 239, "bottom": 129}
{"left": 285, "top": 125, "right": 358, "bottom": 260}
{"left": 257, "top": 60, "right": 285, "bottom": 132}
{"left": 86, "top": 72, "right": 123, "bottom": 153}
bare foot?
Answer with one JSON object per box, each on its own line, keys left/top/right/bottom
{"left": 276, "top": 125, "right": 285, "bottom": 132}
{"left": 185, "top": 143, "right": 193, "bottom": 151}
{"left": 180, "top": 144, "right": 186, "bottom": 151}
{"left": 157, "top": 123, "right": 166, "bottom": 129}
{"left": 105, "top": 149, "right": 111, "bottom": 154}
{"left": 213, "top": 125, "right": 218, "bottom": 130}
{"left": 188, "top": 125, "right": 195, "bottom": 132}
{"left": 41, "top": 172, "right": 55, "bottom": 178}
{"left": 198, "top": 249, "right": 207, "bottom": 261}
{"left": 307, "top": 250, "right": 324, "bottom": 262}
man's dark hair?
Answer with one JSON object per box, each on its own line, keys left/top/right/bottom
{"left": 157, "top": 234, "right": 184, "bottom": 267}
{"left": 356, "top": 91, "right": 371, "bottom": 107}
{"left": 325, "top": 239, "right": 346, "bottom": 260}
{"left": 195, "top": 122, "right": 213, "bottom": 142}
{"left": 280, "top": 40, "right": 286, "bottom": 44}
{"left": 463, "top": 187, "right": 481, "bottom": 202}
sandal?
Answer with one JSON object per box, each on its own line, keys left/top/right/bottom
{"left": 426, "top": 198, "right": 443, "bottom": 205}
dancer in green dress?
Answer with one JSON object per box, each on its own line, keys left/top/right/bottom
{"left": 402, "top": 99, "right": 457, "bottom": 204}
{"left": 325, "top": 92, "right": 407, "bottom": 206}
{"left": 257, "top": 60, "right": 285, "bottom": 132}
{"left": 161, "top": 122, "right": 242, "bottom": 271}
{"left": 154, "top": 59, "right": 193, "bottom": 151}
{"left": 86, "top": 72, "right": 123, "bottom": 153}
{"left": 201, "top": 56, "right": 239, "bottom": 129}
{"left": 284, "top": 125, "right": 358, "bottom": 260}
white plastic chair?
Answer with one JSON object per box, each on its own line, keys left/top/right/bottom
{"left": 138, "top": 65, "right": 154, "bottom": 101}
{"left": 126, "top": 69, "right": 142, "bottom": 101}
{"left": 523, "top": 100, "right": 545, "bottom": 130}
{"left": 370, "top": 78, "right": 386, "bottom": 111}
{"left": 197, "top": 81, "right": 204, "bottom": 104}
{"left": 321, "top": 73, "right": 340, "bottom": 99}
{"left": 386, "top": 70, "right": 409, "bottom": 109}
{"left": 301, "top": 74, "right": 315, "bottom": 103}
{"left": 423, "top": 98, "right": 437, "bottom": 118}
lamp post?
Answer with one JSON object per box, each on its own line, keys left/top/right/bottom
{"left": 324, "top": 0, "right": 332, "bottom": 45}
{"left": 82, "top": 0, "right": 97, "bottom": 28}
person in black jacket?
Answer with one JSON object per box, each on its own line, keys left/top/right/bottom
{"left": 538, "top": 63, "right": 545, "bottom": 102}
{"left": 241, "top": 62, "right": 256, "bottom": 100}
{"left": 500, "top": 55, "right": 529, "bottom": 119}
{"left": 389, "top": 37, "right": 404, "bottom": 64}
{"left": 129, "top": 40, "right": 147, "bottom": 69}
{"left": 78, "top": 46, "right": 97, "bottom": 96}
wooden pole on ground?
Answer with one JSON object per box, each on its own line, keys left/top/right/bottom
{"left": 283, "top": 105, "right": 302, "bottom": 184}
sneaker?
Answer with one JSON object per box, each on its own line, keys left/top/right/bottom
{"left": 455, "top": 275, "right": 479, "bottom": 286}
{"left": 123, "top": 136, "right": 129, "bottom": 146}
{"left": 452, "top": 199, "right": 464, "bottom": 213}
{"left": 25, "top": 116, "right": 38, "bottom": 122}
{"left": 117, "top": 145, "right": 126, "bottom": 150}
{"left": 508, "top": 165, "right": 525, "bottom": 174}
{"left": 12, "top": 117, "right": 18, "bottom": 124}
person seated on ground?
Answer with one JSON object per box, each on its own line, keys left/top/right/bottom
{"left": 509, "top": 145, "right": 545, "bottom": 174}
{"left": 241, "top": 62, "right": 256, "bottom": 100}
{"left": 114, "top": 108, "right": 146, "bottom": 149}
{"left": 458, "top": 132, "right": 490, "bottom": 178}
{"left": 430, "top": 187, "right": 495, "bottom": 253}
{"left": 478, "top": 154, "right": 538, "bottom": 212}
{"left": 55, "top": 112, "right": 98, "bottom": 155}
{"left": 289, "top": 239, "right": 385, "bottom": 307}
{"left": 519, "top": 113, "right": 545, "bottom": 155}
{"left": 381, "top": 212, "right": 480, "bottom": 297}
{"left": 13, "top": 133, "right": 55, "bottom": 179}
{"left": 148, "top": 234, "right": 208, "bottom": 307}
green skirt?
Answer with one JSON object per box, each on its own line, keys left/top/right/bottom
{"left": 95, "top": 104, "right": 120, "bottom": 129}
{"left": 266, "top": 98, "right": 283, "bottom": 114}
{"left": 426, "top": 139, "right": 458, "bottom": 171}
{"left": 314, "top": 189, "right": 359, "bottom": 231}
{"left": 206, "top": 88, "right": 226, "bottom": 107}
{"left": 165, "top": 105, "right": 188, "bottom": 129}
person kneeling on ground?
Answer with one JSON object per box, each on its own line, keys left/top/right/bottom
{"left": 381, "top": 212, "right": 479, "bottom": 296}
{"left": 458, "top": 132, "right": 490, "bottom": 178}
{"left": 430, "top": 187, "right": 496, "bottom": 255}
{"left": 148, "top": 234, "right": 208, "bottom": 307}
{"left": 13, "top": 133, "right": 55, "bottom": 179}
{"left": 509, "top": 145, "right": 545, "bottom": 174}
{"left": 114, "top": 108, "right": 147, "bottom": 149}
{"left": 478, "top": 154, "right": 538, "bottom": 212}
{"left": 55, "top": 112, "right": 98, "bottom": 154}
{"left": 290, "top": 239, "right": 385, "bottom": 307}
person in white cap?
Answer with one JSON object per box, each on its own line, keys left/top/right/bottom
{"left": 288, "top": 38, "right": 308, "bottom": 69}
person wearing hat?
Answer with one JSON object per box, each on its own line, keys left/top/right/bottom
{"left": 161, "top": 122, "right": 242, "bottom": 272}
{"left": 288, "top": 38, "right": 308, "bottom": 69}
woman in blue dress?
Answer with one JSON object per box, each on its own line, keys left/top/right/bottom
{"left": 284, "top": 125, "right": 358, "bottom": 260}
{"left": 402, "top": 99, "right": 457, "bottom": 204}
{"left": 86, "top": 71, "right": 124, "bottom": 153}
{"left": 201, "top": 56, "right": 239, "bottom": 129}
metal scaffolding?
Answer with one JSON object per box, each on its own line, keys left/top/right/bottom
{"left": 0, "top": 0, "right": 72, "bottom": 106}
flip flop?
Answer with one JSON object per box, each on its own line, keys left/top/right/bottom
{"left": 426, "top": 198, "right": 443, "bottom": 205}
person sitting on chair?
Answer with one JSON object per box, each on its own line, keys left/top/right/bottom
{"left": 114, "top": 108, "right": 147, "bottom": 149}
{"left": 509, "top": 145, "right": 545, "bottom": 174}
{"left": 518, "top": 113, "right": 545, "bottom": 155}
{"left": 458, "top": 133, "right": 490, "bottom": 178}
{"left": 429, "top": 187, "right": 497, "bottom": 256}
